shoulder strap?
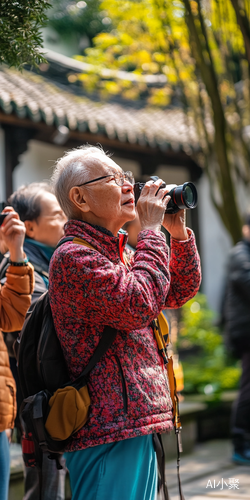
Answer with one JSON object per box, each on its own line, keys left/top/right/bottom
{"left": 153, "top": 433, "right": 170, "bottom": 500}
{"left": 82, "top": 326, "right": 116, "bottom": 377}
{"left": 56, "top": 236, "right": 96, "bottom": 252}
{"left": 72, "top": 325, "right": 117, "bottom": 390}
{"left": 56, "top": 236, "right": 75, "bottom": 248}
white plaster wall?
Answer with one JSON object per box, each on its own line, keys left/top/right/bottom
{"left": 13, "top": 143, "right": 142, "bottom": 189}
{"left": 13, "top": 140, "right": 66, "bottom": 190}
{"left": 112, "top": 156, "right": 140, "bottom": 179}
{"left": 198, "top": 175, "right": 232, "bottom": 312}
{"left": 14, "top": 143, "right": 189, "bottom": 190}
{"left": 154, "top": 165, "right": 189, "bottom": 185}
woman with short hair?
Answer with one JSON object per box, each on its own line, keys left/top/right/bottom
{"left": 0, "top": 208, "right": 34, "bottom": 500}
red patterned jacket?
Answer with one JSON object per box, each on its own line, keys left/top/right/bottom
{"left": 49, "top": 220, "right": 201, "bottom": 451}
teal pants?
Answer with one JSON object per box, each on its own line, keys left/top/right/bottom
{"left": 64, "top": 434, "right": 157, "bottom": 500}
{"left": 0, "top": 431, "right": 10, "bottom": 500}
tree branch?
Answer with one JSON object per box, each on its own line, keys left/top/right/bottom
{"left": 181, "top": 0, "right": 242, "bottom": 243}
{"left": 230, "top": 0, "right": 250, "bottom": 68}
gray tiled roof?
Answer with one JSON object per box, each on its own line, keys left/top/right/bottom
{"left": 0, "top": 66, "right": 199, "bottom": 153}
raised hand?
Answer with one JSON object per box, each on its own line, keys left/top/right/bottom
{"left": 163, "top": 207, "right": 188, "bottom": 241}
{"left": 0, "top": 207, "right": 26, "bottom": 262}
{"left": 137, "top": 178, "right": 171, "bottom": 233}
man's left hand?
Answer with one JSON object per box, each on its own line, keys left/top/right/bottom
{"left": 163, "top": 208, "right": 188, "bottom": 241}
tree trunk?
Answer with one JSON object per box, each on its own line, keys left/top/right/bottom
{"left": 182, "top": 0, "right": 242, "bottom": 244}
{"left": 230, "top": 0, "right": 250, "bottom": 68}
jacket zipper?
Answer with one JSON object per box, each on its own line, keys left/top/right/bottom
{"left": 6, "top": 383, "right": 15, "bottom": 427}
{"left": 118, "top": 234, "right": 126, "bottom": 265}
{"left": 114, "top": 355, "right": 128, "bottom": 414}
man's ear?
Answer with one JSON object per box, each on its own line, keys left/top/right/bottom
{"left": 242, "top": 224, "right": 250, "bottom": 241}
{"left": 69, "top": 187, "right": 90, "bottom": 214}
{"left": 24, "top": 220, "right": 36, "bottom": 238}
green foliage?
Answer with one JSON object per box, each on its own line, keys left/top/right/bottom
{"left": 48, "top": 0, "right": 111, "bottom": 43}
{"left": 178, "top": 293, "right": 241, "bottom": 398}
{"left": 73, "top": 0, "right": 250, "bottom": 244}
{"left": 0, "top": 0, "right": 51, "bottom": 68}
{"left": 80, "top": 0, "right": 246, "bottom": 104}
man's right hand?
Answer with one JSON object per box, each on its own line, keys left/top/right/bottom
{"left": 0, "top": 207, "right": 26, "bottom": 262}
{"left": 136, "top": 178, "right": 170, "bottom": 233}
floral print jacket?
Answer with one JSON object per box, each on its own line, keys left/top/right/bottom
{"left": 49, "top": 220, "right": 201, "bottom": 451}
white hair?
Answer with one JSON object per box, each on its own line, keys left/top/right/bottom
{"left": 51, "top": 145, "right": 110, "bottom": 218}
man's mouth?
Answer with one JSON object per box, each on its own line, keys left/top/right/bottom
{"left": 123, "top": 198, "right": 134, "bottom": 205}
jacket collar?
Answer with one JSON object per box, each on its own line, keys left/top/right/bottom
{"left": 243, "top": 238, "right": 250, "bottom": 249}
{"left": 23, "top": 239, "right": 51, "bottom": 272}
{"left": 64, "top": 220, "right": 128, "bottom": 264}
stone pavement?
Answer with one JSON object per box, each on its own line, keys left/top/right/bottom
{"left": 163, "top": 439, "right": 250, "bottom": 500}
{"left": 10, "top": 439, "right": 249, "bottom": 499}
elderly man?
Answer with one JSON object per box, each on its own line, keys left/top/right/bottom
{"left": 50, "top": 145, "right": 201, "bottom": 500}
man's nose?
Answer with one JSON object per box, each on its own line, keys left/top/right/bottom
{"left": 122, "top": 181, "right": 133, "bottom": 193}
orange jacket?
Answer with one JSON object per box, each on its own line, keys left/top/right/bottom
{"left": 0, "top": 263, "right": 34, "bottom": 432}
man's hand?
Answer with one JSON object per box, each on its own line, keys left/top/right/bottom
{"left": 5, "top": 429, "right": 12, "bottom": 443}
{"left": 163, "top": 208, "right": 188, "bottom": 241}
{"left": 137, "top": 178, "right": 171, "bottom": 233}
{"left": 0, "top": 207, "right": 26, "bottom": 261}
{"left": 153, "top": 183, "right": 188, "bottom": 241}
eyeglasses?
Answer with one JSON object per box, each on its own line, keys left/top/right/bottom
{"left": 76, "top": 171, "right": 135, "bottom": 187}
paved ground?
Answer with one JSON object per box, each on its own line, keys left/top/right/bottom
{"left": 164, "top": 440, "right": 250, "bottom": 500}
{"left": 10, "top": 439, "right": 249, "bottom": 499}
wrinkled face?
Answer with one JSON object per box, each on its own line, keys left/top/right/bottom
{"left": 25, "top": 192, "right": 67, "bottom": 248}
{"left": 79, "top": 156, "right": 136, "bottom": 234}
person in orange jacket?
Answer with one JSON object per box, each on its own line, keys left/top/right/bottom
{"left": 0, "top": 207, "right": 34, "bottom": 500}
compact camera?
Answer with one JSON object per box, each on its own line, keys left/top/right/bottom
{"left": 0, "top": 202, "right": 8, "bottom": 226}
{"left": 133, "top": 176, "right": 198, "bottom": 214}
{"left": 0, "top": 213, "right": 9, "bottom": 226}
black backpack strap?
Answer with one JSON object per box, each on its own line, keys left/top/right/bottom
{"left": 56, "top": 237, "right": 75, "bottom": 249}
{"left": 70, "top": 325, "right": 117, "bottom": 390}
{"left": 83, "top": 325, "right": 117, "bottom": 376}
{"left": 176, "top": 430, "right": 185, "bottom": 500}
{"left": 153, "top": 433, "right": 170, "bottom": 500}
{"left": 23, "top": 393, "right": 49, "bottom": 455}
{"left": 153, "top": 432, "right": 186, "bottom": 500}
{"left": 55, "top": 235, "right": 116, "bottom": 386}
